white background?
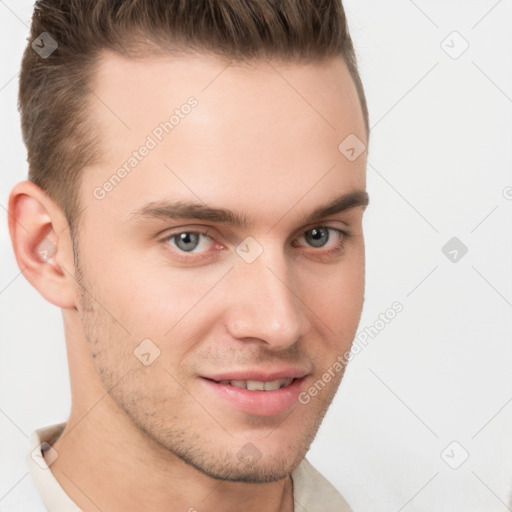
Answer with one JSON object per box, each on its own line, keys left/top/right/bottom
{"left": 1, "top": 1, "right": 511, "bottom": 510}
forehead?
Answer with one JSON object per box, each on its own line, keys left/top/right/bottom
{"left": 81, "top": 51, "right": 366, "bottom": 228}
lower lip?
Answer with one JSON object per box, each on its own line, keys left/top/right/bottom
{"left": 200, "top": 377, "right": 305, "bottom": 416}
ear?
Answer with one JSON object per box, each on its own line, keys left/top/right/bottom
{"left": 8, "top": 180, "right": 77, "bottom": 309}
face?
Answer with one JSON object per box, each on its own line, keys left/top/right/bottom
{"left": 72, "top": 50, "right": 368, "bottom": 483}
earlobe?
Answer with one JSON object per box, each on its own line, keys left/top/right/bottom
{"left": 7, "top": 180, "right": 77, "bottom": 309}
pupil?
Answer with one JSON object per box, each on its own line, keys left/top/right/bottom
{"left": 308, "top": 227, "right": 328, "bottom": 248}
{"left": 176, "top": 233, "right": 199, "bottom": 251}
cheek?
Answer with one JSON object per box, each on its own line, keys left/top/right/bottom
{"left": 82, "top": 245, "right": 229, "bottom": 370}
{"left": 301, "top": 254, "right": 365, "bottom": 329}
{"left": 82, "top": 239, "right": 187, "bottom": 325}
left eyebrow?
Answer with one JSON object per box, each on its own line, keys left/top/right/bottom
{"left": 129, "top": 189, "right": 369, "bottom": 227}
{"left": 300, "top": 190, "right": 369, "bottom": 224}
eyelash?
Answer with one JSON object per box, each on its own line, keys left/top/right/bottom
{"left": 160, "top": 226, "right": 350, "bottom": 262}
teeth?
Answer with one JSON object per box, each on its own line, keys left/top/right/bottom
{"left": 263, "top": 380, "right": 282, "bottom": 391}
{"left": 230, "top": 380, "right": 247, "bottom": 389}
{"left": 219, "top": 378, "right": 294, "bottom": 391}
{"left": 246, "top": 380, "right": 265, "bottom": 391}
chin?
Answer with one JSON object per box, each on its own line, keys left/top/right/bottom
{"left": 181, "top": 450, "right": 302, "bottom": 484}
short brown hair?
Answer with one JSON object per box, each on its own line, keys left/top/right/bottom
{"left": 19, "top": 0, "right": 369, "bottom": 231}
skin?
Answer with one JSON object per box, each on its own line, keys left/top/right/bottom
{"left": 8, "top": 50, "right": 368, "bottom": 512}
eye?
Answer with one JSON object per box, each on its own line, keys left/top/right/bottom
{"left": 293, "top": 226, "right": 348, "bottom": 252}
{"left": 304, "top": 227, "right": 332, "bottom": 248}
{"left": 165, "top": 231, "right": 214, "bottom": 253}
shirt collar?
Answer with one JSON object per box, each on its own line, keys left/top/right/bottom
{"left": 27, "top": 422, "right": 82, "bottom": 512}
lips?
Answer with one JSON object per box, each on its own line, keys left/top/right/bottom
{"left": 200, "top": 368, "right": 309, "bottom": 416}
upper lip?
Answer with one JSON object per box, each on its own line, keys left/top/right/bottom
{"left": 201, "top": 367, "right": 309, "bottom": 382}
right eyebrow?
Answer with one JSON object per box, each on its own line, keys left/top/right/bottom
{"left": 130, "top": 200, "right": 250, "bottom": 227}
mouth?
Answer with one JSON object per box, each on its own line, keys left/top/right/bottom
{"left": 213, "top": 377, "right": 294, "bottom": 391}
{"left": 199, "top": 371, "right": 308, "bottom": 416}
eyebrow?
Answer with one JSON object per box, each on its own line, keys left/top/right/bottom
{"left": 129, "top": 189, "right": 369, "bottom": 228}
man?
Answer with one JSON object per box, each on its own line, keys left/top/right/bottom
{"left": 7, "top": 0, "right": 369, "bottom": 510}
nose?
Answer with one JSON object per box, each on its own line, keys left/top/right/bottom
{"left": 223, "top": 245, "right": 308, "bottom": 350}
